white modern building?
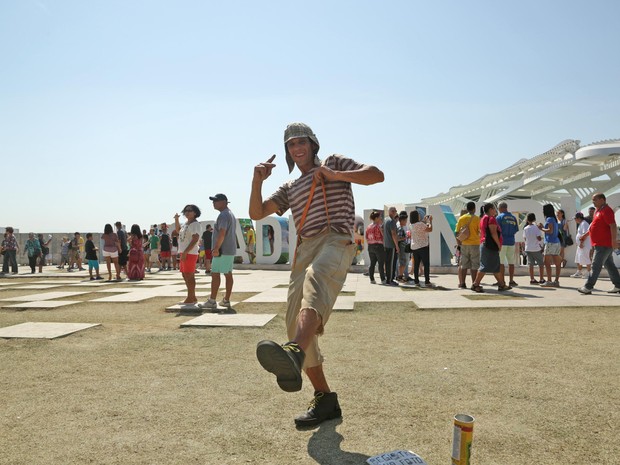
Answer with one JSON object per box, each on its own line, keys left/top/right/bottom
{"left": 405, "top": 139, "right": 620, "bottom": 265}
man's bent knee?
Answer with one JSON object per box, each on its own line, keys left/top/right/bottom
{"left": 297, "top": 307, "right": 324, "bottom": 336}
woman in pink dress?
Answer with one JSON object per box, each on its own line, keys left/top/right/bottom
{"left": 127, "top": 224, "right": 145, "bottom": 281}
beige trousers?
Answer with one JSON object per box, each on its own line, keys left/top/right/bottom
{"left": 286, "top": 231, "right": 357, "bottom": 369}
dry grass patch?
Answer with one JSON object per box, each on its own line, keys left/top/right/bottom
{"left": 0, "top": 279, "right": 618, "bottom": 465}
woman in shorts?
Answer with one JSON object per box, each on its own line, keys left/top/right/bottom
{"left": 174, "top": 204, "right": 201, "bottom": 305}
{"left": 101, "top": 223, "right": 121, "bottom": 281}
{"left": 540, "top": 204, "right": 562, "bottom": 287}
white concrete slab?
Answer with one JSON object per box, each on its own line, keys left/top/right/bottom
{"left": 0, "top": 322, "right": 100, "bottom": 339}
{"left": 164, "top": 303, "right": 203, "bottom": 312}
{"left": 133, "top": 280, "right": 185, "bottom": 286}
{"left": 90, "top": 293, "right": 157, "bottom": 303}
{"left": 333, "top": 295, "right": 356, "bottom": 311}
{"left": 3, "top": 301, "right": 82, "bottom": 309}
{"left": 11, "top": 285, "right": 63, "bottom": 290}
{"left": 71, "top": 281, "right": 115, "bottom": 287}
{"left": 243, "top": 288, "right": 288, "bottom": 303}
{"left": 37, "top": 280, "right": 82, "bottom": 284}
{"left": 94, "top": 288, "right": 137, "bottom": 293}
{"left": 180, "top": 313, "right": 276, "bottom": 327}
{"left": 0, "top": 291, "right": 88, "bottom": 302}
{"left": 167, "top": 301, "right": 239, "bottom": 312}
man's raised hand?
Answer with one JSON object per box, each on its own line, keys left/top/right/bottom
{"left": 254, "top": 154, "right": 276, "bottom": 182}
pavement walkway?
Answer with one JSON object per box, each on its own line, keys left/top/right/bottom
{"left": 1, "top": 265, "right": 618, "bottom": 311}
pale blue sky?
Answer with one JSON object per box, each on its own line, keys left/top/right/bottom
{"left": 1, "top": 0, "right": 618, "bottom": 232}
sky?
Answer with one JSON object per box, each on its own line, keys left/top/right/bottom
{"left": 1, "top": 0, "right": 619, "bottom": 232}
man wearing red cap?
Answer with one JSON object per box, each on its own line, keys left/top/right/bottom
{"left": 250, "top": 122, "right": 384, "bottom": 426}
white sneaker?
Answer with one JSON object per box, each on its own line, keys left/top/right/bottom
{"left": 570, "top": 271, "right": 582, "bottom": 278}
{"left": 606, "top": 287, "right": 620, "bottom": 294}
{"left": 198, "top": 299, "right": 218, "bottom": 310}
{"left": 218, "top": 299, "right": 232, "bottom": 308}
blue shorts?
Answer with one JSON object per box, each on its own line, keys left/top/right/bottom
{"left": 211, "top": 255, "right": 234, "bottom": 274}
{"left": 88, "top": 259, "right": 99, "bottom": 270}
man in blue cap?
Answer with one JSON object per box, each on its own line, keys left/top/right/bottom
{"left": 200, "top": 193, "right": 237, "bottom": 310}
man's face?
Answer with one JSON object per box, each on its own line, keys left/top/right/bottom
{"left": 213, "top": 199, "right": 227, "bottom": 212}
{"left": 286, "top": 137, "right": 314, "bottom": 167}
{"left": 389, "top": 208, "right": 397, "bottom": 218}
{"left": 592, "top": 196, "right": 605, "bottom": 210}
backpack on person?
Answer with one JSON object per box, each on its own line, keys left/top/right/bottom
{"left": 160, "top": 233, "right": 171, "bottom": 251}
{"left": 456, "top": 215, "right": 474, "bottom": 244}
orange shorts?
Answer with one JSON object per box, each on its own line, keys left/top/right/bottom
{"left": 180, "top": 254, "right": 198, "bottom": 273}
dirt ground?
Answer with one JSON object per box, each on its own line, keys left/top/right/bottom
{"left": 0, "top": 279, "right": 618, "bottom": 465}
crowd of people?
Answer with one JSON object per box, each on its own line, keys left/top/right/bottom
{"left": 364, "top": 207, "right": 434, "bottom": 287}
{"left": 0, "top": 195, "right": 242, "bottom": 315}
{"left": 447, "top": 196, "right": 611, "bottom": 296}
{"left": 360, "top": 195, "right": 615, "bottom": 297}
{"left": 1, "top": 220, "right": 223, "bottom": 279}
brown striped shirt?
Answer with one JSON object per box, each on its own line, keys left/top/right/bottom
{"left": 268, "top": 154, "right": 366, "bottom": 238}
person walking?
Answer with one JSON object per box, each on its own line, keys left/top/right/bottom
{"left": 578, "top": 193, "right": 620, "bottom": 294}
{"left": 200, "top": 194, "right": 237, "bottom": 310}
{"left": 2, "top": 227, "right": 19, "bottom": 274}
{"left": 23, "top": 233, "right": 41, "bottom": 274}
{"left": 249, "top": 122, "right": 384, "bottom": 427}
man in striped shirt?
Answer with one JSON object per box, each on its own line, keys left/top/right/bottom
{"left": 250, "top": 122, "right": 384, "bottom": 427}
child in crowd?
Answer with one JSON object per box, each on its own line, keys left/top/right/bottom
{"left": 198, "top": 239, "right": 205, "bottom": 269}
{"left": 523, "top": 213, "right": 545, "bottom": 285}
{"left": 572, "top": 212, "right": 592, "bottom": 278}
{"left": 171, "top": 230, "right": 179, "bottom": 270}
{"left": 85, "top": 233, "right": 103, "bottom": 280}
{"left": 58, "top": 236, "right": 70, "bottom": 269}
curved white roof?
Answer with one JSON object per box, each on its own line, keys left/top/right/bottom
{"left": 421, "top": 139, "right": 620, "bottom": 212}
